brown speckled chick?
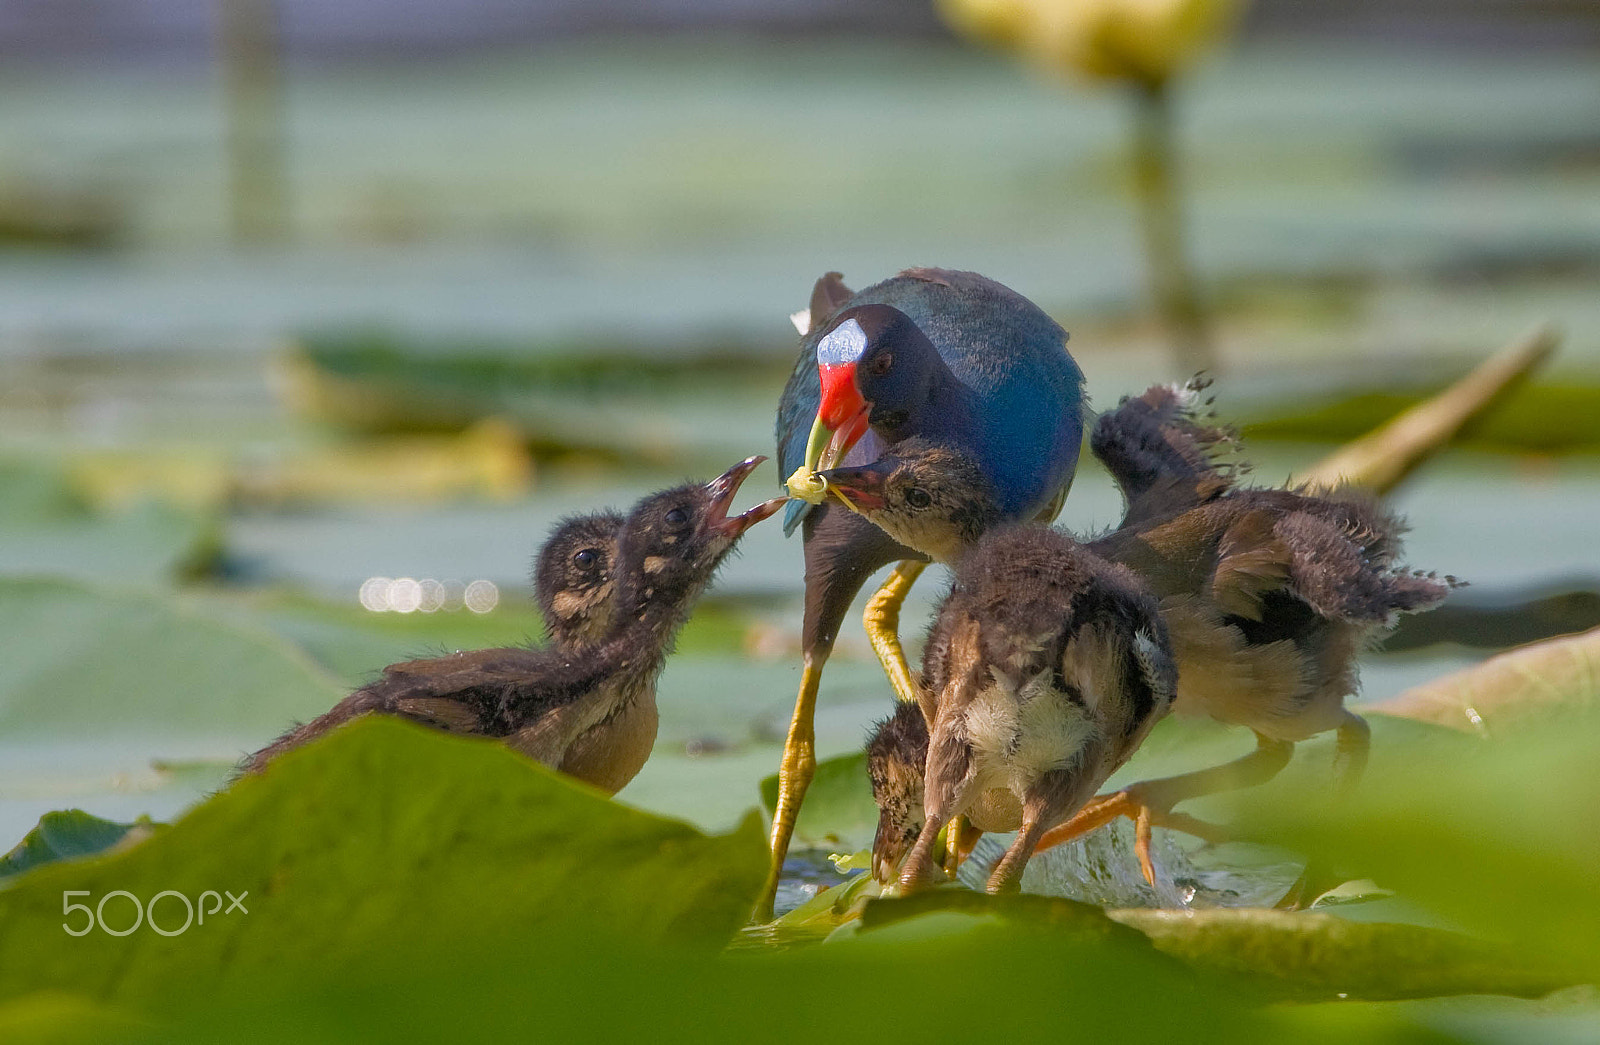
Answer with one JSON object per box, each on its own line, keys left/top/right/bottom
{"left": 533, "top": 510, "right": 625, "bottom": 647}
{"left": 895, "top": 524, "right": 1177, "bottom": 894}
{"left": 866, "top": 701, "right": 932, "bottom": 884}
{"left": 826, "top": 384, "right": 1456, "bottom": 882}
{"left": 241, "top": 458, "right": 782, "bottom": 792}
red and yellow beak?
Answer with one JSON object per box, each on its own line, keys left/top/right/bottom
{"left": 803, "top": 361, "right": 871, "bottom": 474}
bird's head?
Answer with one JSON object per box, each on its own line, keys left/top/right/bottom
{"left": 534, "top": 511, "right": 624, "bottom": 646}
{"left": 802, "top": 304, "right": 941, "bottom": 473}
{"left": 867, "top": 702, "right": 929, "bottom": 885}
{"left": 614, "top": 456, "right": 785, "bottom": 619}
{"left": 817, "top": 438, "right": 1001, "bottom": 563}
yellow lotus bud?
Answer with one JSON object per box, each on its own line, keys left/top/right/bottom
{"left": 940, "top": 0, "right": 1243, "bottom": 87}
{"left": 935, "top": 0, "right": 1036, "bottom": 50}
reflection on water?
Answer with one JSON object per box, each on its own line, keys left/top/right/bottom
{"left": 960, "top": 820, "right": 1303, "bottom": 910}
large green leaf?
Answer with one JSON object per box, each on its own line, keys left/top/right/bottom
{"left": 147, "top": 889, "right": 1295, "bottom": 1045}
{"left": 0, "top": 716, "right": 768, "bottom": 1013}
{"left": 0, "top": 992, "right": 149, "bottom": 1045}
{"left": 1110, "top": 908, "right": 1572, "bottom": 1001}
{"left": 1230, "top": 712, "right": 1600, "bottom": 978}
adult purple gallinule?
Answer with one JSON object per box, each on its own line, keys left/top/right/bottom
{"left": 825, "top": 384, "right": 1455, "bottom": 885}
{"left": 892, "top": 524, "right": 1177, "bottom": 894}
{"left": 763, "top": 267, "right": 1086, "bottom": 917}
{"left": 242, "top": 458, "right": 783, "bottom": 793}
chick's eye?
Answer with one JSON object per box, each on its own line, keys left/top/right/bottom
{"left": 904, "top": 487, "right": 932, "bottom": 510}
{"left": 665, "top": 507, "right": 690, "bottom": 526}
{"left": 867, "top": 351, "right": 894, "bottom": 377}
{"left": 573, "top": 548, "right": 598, "bottom": 570}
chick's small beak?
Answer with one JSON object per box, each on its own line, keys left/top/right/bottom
{"left": 814, "top": 463, "right": 888, "bottom": 512}
{"left": 872, "top": 818, "right": 910, "bottom": 885}
{"left": 704, "top": 456, "right": 785, "bottom": 538}
{"left": 802, "top": 362, "right": 871, "bottom": 473}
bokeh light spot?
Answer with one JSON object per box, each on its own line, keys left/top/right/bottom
{"left": 464, "top": 579, "right": 499, "bottom": 614}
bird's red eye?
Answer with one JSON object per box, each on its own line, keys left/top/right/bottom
{"left": 868, "top": 352, "right": 894, "bottom": 377}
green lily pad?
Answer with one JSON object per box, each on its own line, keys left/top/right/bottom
{"left": 152, "top": 876, "right": 1286, "bottom": 1045}
{"left": 282, "top": 338, "right": 787, "bottom": 467}
{"left": 0, "top": 461, "right": 222, "bottom": 587}
{"left": 1231, "top": 710, "right": 1600, "bottom": 979}
{"left": 0, "top": 716, "right": 767, "bottom": 1013}
{"left": 0, "top": 578, "right": 343, "bottom": 739}
{"left": 1110, "top": 907, "right": 1573, "bottom": 1001}
{"left": 0, "top": 811, "right": 156, "bottom": 880}
{"left": 1367, "top": 625, "right": 1600, "bottom": 734}
{"left": 227, "top": 585, "right": 750, "bottom": 688}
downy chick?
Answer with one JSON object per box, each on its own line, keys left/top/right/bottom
{"left": 895, "top": 524, "right": 1177, "bottom": 894}
{"left": 533, "top": 510, "right": 624, "bottom": 647}
{"left": 241, "top": 458, "right": 783, "bottom": 792}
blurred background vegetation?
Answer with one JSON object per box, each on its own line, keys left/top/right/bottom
{"left": 0, "top": 1, "right": 1598, "bottom": 1036}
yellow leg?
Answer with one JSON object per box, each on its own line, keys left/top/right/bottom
{"left": 752, "top": 652, "right": 824, "bottom": 923}
{"left": 863, "top": 560, "right": 928, "bottom": 717}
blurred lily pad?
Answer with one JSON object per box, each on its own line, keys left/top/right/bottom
{"left": 65, "top": 421, "right": 533, "bottom": 511}
{"left": 1367, "top": 625, "right": 1599, "bottom": 734}
{"left": 1110, "top": 908, "right": 1573, "bottom": 1001}
{"left": 860, "top": 891, "right": 1575, "bottom": 1001}
{"left": 0, "top": 717, "right": 768, "bottom": 1013}
{"left": 0, "top": 462, "right": 222, "bottom": 586}
{"left": 0, "top": 811, "right": 156, "bottom": 880}
{"left": 277, "top": 338, "right": 785, "bottom": 467}
{"left": 1231, "top": 711, "right": 1600, "bottom": 978}
{"left": 223, "top": 584, "right": 750, "bottom": 688}
{"left": 0, "top": 578, "right": 343, "bottom": 739}
{"left": 1244, "top": 382, "right": 1600, "bottom": 454}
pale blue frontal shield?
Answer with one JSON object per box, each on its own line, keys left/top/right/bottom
{"left": 816, "top": 317, "right": 868, "bottom": 367}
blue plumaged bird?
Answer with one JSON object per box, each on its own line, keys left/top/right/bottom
{"left": 758, "top": 267, "right": 1086, "bottom": 919}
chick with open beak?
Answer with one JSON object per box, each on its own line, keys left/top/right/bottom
{"left": 243, "top": 457, "right": 784, "bottom": 796}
